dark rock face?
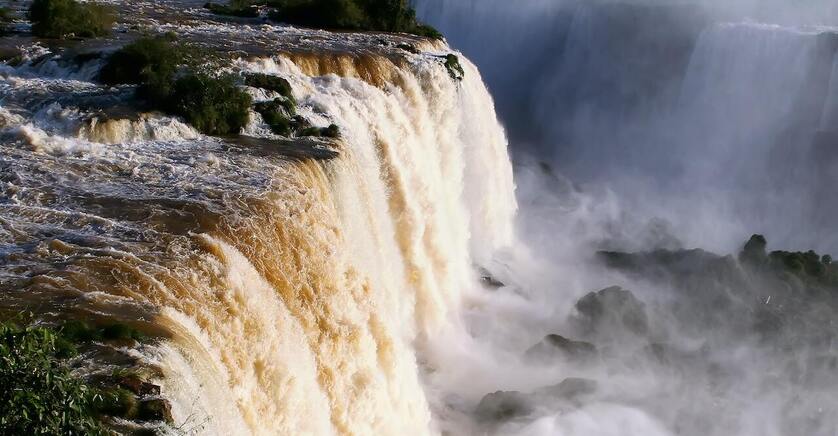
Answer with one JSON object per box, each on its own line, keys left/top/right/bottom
{"left": 475, "top": 390, "right": 535, "bottom": 423}
{"left": 574, "top": 286, "right": 649, "bottom": 337}
{"left": 478, "top": 268, "right": 505, "bottom": 289}
{"left": 475, "top": 378, "right": 598, "bottom": 424}
{"left": 116, "top": 375, "right": 161, "bottom": 397}
{"left": 137, "top": 398, "right": 173, "bottom": 423}
{"left": 525, "top": 334, "right": 597, "bottom": 362}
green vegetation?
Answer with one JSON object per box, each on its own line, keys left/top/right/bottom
{"left": 204, "top": 1, "right": 260, "bottom": 18}
{"left": 299, "top": 123, "right": 340, "bottom": 138}
{"left": 0, "top": 321, "right": 104, "bottom": 435}
{"left": 0, "top": 318, "right": 174, "bottom": 433}
{"left": 61, "top": 320, "right": 146, "bottom": 343}
{"left": 100, "top": 36, "right": 252, "bottom": 135}
{"left": 254, "top": 99, "right": 293, "bottom": 135}
{"left": 444, "top": 54, "right": 464, "bottom": 81}
{"left": 263, "top": 0, "right": 442, "bottom": 37}
{"left": 244, "top": 73, "right": 295, "bottom": 102}
{"left": 0, "top": 7, "right": 12, "bottom": 34}
{"left": 739, "top": 234, "right": 838, "bottom": 285}
{"left": 98, "top": 34, "right": 185, "bottom": 101}
{"left": 28, "top": 0, "right": 114, "bottom": 39}
{"left": 165, "top": 73, "right": 253, "bottom": 136}
{"left": 100, "top": 37, "right": 342, "bottom": 138}
{"left": 245, "top": 73, "right": 341, "bottom": 139}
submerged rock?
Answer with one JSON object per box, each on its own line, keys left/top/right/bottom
{"left": 525, "top": 334, "right": 597, "bottom": 362}
{"left": 574, "top": 286, "right": 649, "bottom": 336}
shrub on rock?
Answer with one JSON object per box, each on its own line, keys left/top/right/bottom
{"left": 0, "top": 8, "right": 12, "bottom": 35}
{"left": 444, "top": 54, "right": 465, "bottom": 81}
{"left": 244, "top": 73, "right": 295, "bottom": 102}
{"left": 298, "top": 123, "right": 340, "bottom": 138}
{"left": 99, "top": 35, "right": 184, "bottom": 101}
{"left": 28, "top": 0, "right": 114, "bottom": 39}
{"left": 165, "top": 73, "right": 253, "bottom": 136}
{"left": 254, "top": 99, "right": 293, "bottom": 135}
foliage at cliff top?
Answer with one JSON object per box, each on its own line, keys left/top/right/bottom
{"left": 100, "top": 36, "right": 252, "bottom": 136}
{"left": 0, "top": 321, "right": 104, "bottom": 435}
{"left": 260, "top": 0, "right": 442, "bottom": 38}
{"left": 28, "top": 0, "right": 114, "bottom": 39}
{"left": 739, "top": 233, "right": 838, "bottom": 286}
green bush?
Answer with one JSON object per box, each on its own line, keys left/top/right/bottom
{"left": 244, "top": 73, "right": 295, "bottom": 102}
{"left": 0, "top": 7, "right": 12, "bottom": 34}
{"left": 98, "top": 35, "right": 184, "bottom": 101}
{"left": 165, "top": 73, "right": 253, "bottom": 136}
{"left": 0, "top": 322, "right": 104, "bottom": 435}
{"left": 60, "top": 320, "right": 145, "bottom": 343}
{"left": 444, "top": 54, "right": 465, "bottom": 81}
{"left": 254, "top": 99, "right": 293, "bottom": 135}
{"left": 100, "top": 38, "right": 250, "bottom": 135}
{"left": 266, "top": 0, "right": 443, "bottom": 38}
{"left": 298, "top": 123, "right": 340, "bottom": 138}
{"left": 28, "top": 0, "right": 114, "bottom": 39}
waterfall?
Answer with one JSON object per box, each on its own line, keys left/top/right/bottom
{"left": 0, "top": 44, "right": 515, "bottom": 434}
{"left": 676, "top": 23, "right": 820, "bottom": 178}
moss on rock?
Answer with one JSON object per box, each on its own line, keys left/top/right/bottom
{"left": 28, "top": 0, "right": 114, "bottom": 39}
{"left": 444, "top": 54, "right": 464, "bottom": 81}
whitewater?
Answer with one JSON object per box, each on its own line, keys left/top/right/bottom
{"left": 0, "top": 12, "right": 516, "bottom": 434}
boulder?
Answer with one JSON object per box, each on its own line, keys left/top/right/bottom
{"left": 116, "top": 375, "right": 161, "bottom": 397}
{"left": 475, "top": 390, "right": 534, "bottom": 422}
{"left": 475, "top": 377, "right": 598, "bottom": 424}
{"left": 137, "top": 398, "right": 173, "bottom": 423}
{"left": 525, "top": 334, "right": 597, "bottom": 362}
{"left": 575, "top": 286, "right": 649, "bottom": 336}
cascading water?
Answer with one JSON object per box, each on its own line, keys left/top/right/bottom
{"left": 407, "top": 2, "right": 838, "bottom": 436}
{"left": 0, "top": 9, "right": 516, "bottom": 433}
{"left": 418, "top": 0, "right": 838, "bottom": 252}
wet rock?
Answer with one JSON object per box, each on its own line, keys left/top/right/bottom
{"left": 396, "top": 43, "right": 419, "bottom": 54}
{"left": 525, "top": 334, "right": 597, "bottom": 362}
{"left": 479, "top": 268, "right": 505, "bottom": 289}
{"left": 536, "top": 377, "right": 598, "bottom": 401}
{"left": 475, "top": 390, "right": 534, "bottom": 422}
{"left": 740, "top": 234, "right": 768, "bottom": 264}
{"left": 137, "top": 398, "right": 173, "bottom": 423}
{"left": 475, "top": 377, "right": 598, "bottom": 424}
{"left": 117, "top": 375, "right": 161, "bottom": 397}
{"left": 575, "top": 286, "right": 649, "bottom": 336}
